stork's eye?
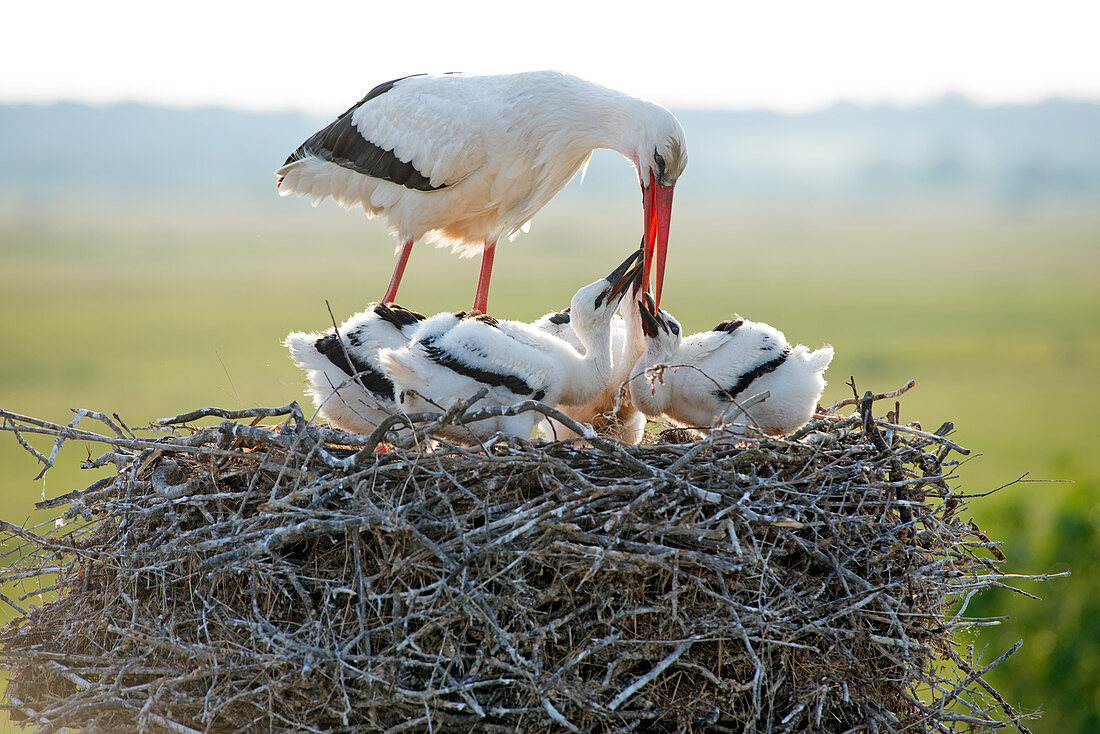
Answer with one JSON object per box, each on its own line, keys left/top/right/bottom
{"left": 669, "top": 321, "right": 680, "bottom": 336}
{"left": 654, "top": 148, "right": 667, "bottom": 180}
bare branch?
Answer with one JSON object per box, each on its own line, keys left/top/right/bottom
{"left": 826, "top": 380, "right": 917, "bottom": 414}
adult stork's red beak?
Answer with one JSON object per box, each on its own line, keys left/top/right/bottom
{"left": 641, "top": 172, "right": 675, "bottom": 309}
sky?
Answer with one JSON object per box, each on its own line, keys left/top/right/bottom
{"left": 4, "top": 0, "right": 1099, "bottom": 114}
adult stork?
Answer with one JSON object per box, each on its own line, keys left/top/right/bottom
{"left": 276, "top": 71, "right": 686, "bottom": 313}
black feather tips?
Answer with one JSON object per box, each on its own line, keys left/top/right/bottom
{"left": 373, "top": 303, "right": 426, "bottom": 330}
{"left": 546, "top": 309, "right": 571, "bottom": 326}
{"left": 712, "top": 317, "right": 745, "bottom": 334}
{"left": 314, "top": 334, "right": 396, "bottom": 402}
{"left": 280, "top": 74, "right": 447, "bottom": 193}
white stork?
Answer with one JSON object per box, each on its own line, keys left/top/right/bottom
{"left": 377, "top": 250, "right": 644, "bottom": 444}
{"left": 629, "top": 294, "right": 834, "bottom": 436}
{"left": 284, "top": 302, "right": 425, "bottom": 434}
{"left": 275, "top": 71, "right": 686, "bottom": 313}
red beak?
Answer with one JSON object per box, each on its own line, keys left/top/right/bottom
{"left": 641, "top": 172, "right": 675, "bottom": 309}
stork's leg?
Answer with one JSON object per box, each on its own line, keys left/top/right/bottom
{"left": 382, "top": 238, "right": 415, "bottom": 304}
{"left": 472, "top": 240, "right": 497, "bottom": 314}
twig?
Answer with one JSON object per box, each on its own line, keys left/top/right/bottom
{"left": 826, "top": 380, "right": 916, "bottom": 414}
{"left": 608, "top": 642, "right": 693, "bottom": 710}
{"left": 156, "top": 403, "right": 305, "bottom": 428}
{"left": 872, "top": 417, "right": 970, "bottom": 455}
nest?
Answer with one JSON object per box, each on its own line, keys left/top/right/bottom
{"left": 0, "top": 385, "right": 1038, "bottom": 733}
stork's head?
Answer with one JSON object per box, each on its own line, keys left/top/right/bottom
{"left": 635, "top": 107, "right": 687, "bottom": 310}
{"left": 570, "top": 250, "right": 645, "bottom": 334}
{"left": 637, "top": 291, "right": 683, "bottom": 359}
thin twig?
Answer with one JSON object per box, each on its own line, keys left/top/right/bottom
{"left": 826, "top": 380, "right": 916, "bottom": 414}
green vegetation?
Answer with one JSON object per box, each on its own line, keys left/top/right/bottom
{"left": 1, "top": 202, "right": 1098, "bottom": 732}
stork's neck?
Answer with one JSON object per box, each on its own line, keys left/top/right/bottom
{"left": 549, "top": 79, "right": 665, "bottom": 167}
{"left": 616, "top": 296, "right": 648, "bottom": 383}
{"left": 558, "top": 312, "right": 615, "bottom": 406}
{"left": 627, "top": 335, "right": 674, "bottom": 417}
{"left": 590, "top": 98, "right": 664, "bottom": 168}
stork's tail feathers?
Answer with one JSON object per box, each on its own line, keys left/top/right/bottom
{"left": 274, "top": 158, "right": 386, "bottom": 222}
{"left": 274, "top": 160, "right": 297, "bottom": 191}
{"left": 285, "top": 330, "right": 364, "bottom": 415}
{"left": 274, "top": 159, "right": 307, "bottom": 197}
{"left": 806, "top": 345, "right": 835, "bottom": 374}
{"left": 786, "top": 344, "right": 835, "bottom": 377}
{"left": 376, "top": 348, "right": 420, "bottom": 388}
{"left": 284, "top": 331, "right": 328, "bottom": 372}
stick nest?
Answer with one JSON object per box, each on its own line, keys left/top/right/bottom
{"left": 0, "top": 387, "right": 1038, "bottom": 733}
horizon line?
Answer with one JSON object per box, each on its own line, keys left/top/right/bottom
{"left": 3, "top": 92, "right": 1100, "bottom": 119}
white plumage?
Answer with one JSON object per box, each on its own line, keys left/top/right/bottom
{"left": 629, "top": 296, "right": 834, "bottom": 436}
{"left": 377, "top": 251, "right": 644, "bottom": 444}
{"left": 276, "top": 71, "right": 687, "bottom": 312}
{"left": 284, "top": 303, "right": 425, "bottom": 434}
{"left": 531, "top": 274, "right": 648, "bottom": 443}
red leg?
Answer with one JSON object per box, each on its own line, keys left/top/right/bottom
{"left": 382, "top": 238, "right": 415, "bottom": 304}
{"left": 472, "top": 240, "right": 497, "bottom": 314}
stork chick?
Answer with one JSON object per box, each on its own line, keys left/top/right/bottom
{"left": 532, "top": 250, "right": 648, "bottom": 443}
{"left": 377, "top": 250, "right": 644, "bottom": 444}
{"left": 629, "top": 295, "right": 834, "bottom": 436}
{"left": 284, "top": 303, "right": 425, "bottom": 434}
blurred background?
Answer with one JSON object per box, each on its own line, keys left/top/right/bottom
{"left": 2, "top": 1, "right": 1098, "bottom": 731}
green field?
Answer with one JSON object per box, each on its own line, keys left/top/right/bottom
{"left": 1, "top": 201, "right": 1098, "bottom": 731}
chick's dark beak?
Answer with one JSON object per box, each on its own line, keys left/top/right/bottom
{"left": 605, "top": 248, "right": 645, "bottom": 303}
{"left": 632, "top": 238, "right": 647, "bottom": 295}
{"left": 638, "top": 295, "right": 662, "bottom": 338}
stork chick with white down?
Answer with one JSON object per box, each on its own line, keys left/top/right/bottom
{"left": 275, "top": 71, "right": 686, "bottom": 314}
{"left": 629, "top": 295, "right": 834, "bottom": 436}
{"left": 378, "top": 250, "right": 645, "bottom": 444}
{"left": 532, "top": 247, "right": 649, "bottom": 443}
{"left": 284, "top": 303, "right": 425, "bottom": 434}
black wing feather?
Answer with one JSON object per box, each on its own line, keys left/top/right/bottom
{"left": 420, "top": 337, "right": 543, "bottom": 399}
{"left": 546, "top": 308, "right": 571, "bottom": 326}
{"left": 712, "top": 317, "right": 745, "bottom": 334}
{"left": 464, "top": 312, "right": 500, "bottom": 328}
{"left": 373, "top": 303, "right": 426, "bottom": 330}
{"left": 712, "top": 347, "right": 791, "bottom": 403}
{"left": 315, "top": 333, "right": 396, "bottom": 402}
{"left": 281, "top": 73, "right": 447, "bottom": 193}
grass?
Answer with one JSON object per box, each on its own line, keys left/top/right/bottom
{"left": 1, "top": 199, "right": 1098, "bottom": 731}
